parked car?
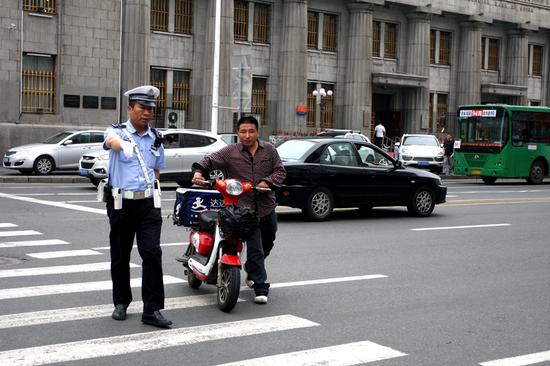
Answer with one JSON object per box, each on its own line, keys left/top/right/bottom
{"left": 79, "top": 129, "right": 227, "bottom": 186}
{"left": 317, "top": 129, "right": 371, "bottom": 143}
{"left": 220, "top": 133, "right": 239, "bottom": 144}
{"left": 275, "top": 138, "right": 447, "bottom": 221}
{"left": 394, "top": 134, "right": 444, "bottom": 174}
{"left": 3, "top": 130, "right": 105, "bottom": 175}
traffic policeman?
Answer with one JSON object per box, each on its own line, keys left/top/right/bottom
{"left": 103, "top": 85, "right": 172, "bottom": 328}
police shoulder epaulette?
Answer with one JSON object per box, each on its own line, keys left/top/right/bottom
{"left": 111, "top": 123, "right": 126, "bottom": 129}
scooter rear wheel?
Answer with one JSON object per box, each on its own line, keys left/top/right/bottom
{"left": 218, "top": 266, "right": 240, "bottom": 312}
{"left": 187, "top": 269, "right": 202, "bottom": 289}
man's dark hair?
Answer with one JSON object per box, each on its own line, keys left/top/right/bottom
{"left": 237, "top": 115, "right": 259, "bottom": 131}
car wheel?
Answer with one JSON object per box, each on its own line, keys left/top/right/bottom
{"left": 481, "top": 176, "right": 497, "bottom": 184}
{"left": 303, "top": 186, "right": 334, "bottom": 221}
{"left": 33, "top": 155, "right": 55, "bottom": 175}
{"left": 209, "top": 169, "right": 225, "bottom": 180}
{"left": 526, "top": 161, "right": 545, "bottom": 184}
{"left": 407, "top": 186, "right": 435, "bottom": 217}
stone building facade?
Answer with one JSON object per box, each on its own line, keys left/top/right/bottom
{"left": 1, "top": 0, "right": 550, "bottom": 154}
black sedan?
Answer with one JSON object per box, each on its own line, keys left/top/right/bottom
{"left": 275, "top": 138, "right": 447, "bottom": 221}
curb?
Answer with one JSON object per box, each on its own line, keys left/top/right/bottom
{"left": 0, "top": 176, "right": 90, "bottom": 184}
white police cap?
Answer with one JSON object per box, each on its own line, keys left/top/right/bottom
{"left": 124, "top": 85, "right": 160, "bottom": 107}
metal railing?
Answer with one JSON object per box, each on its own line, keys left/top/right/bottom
{"left": 22, "top": 69, "right": 56, "bottom": 113}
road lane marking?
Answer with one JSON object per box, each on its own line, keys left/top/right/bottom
{"left": 27, "top": 249, "right": 103, "bottom": 259}
{"left": 217, "top": 340, "right": 407, "bottom": 366}
{"left": 0, "top": 262, "right": 139, "bottom": 279}
{"left": 412, "top": 224, "right": 511, "bottom": 231}
{"left": 268, "top": 274, "right": 388, "bottom": 289}
{"left": 92, "top": 242, "right": 186, "bottom": 250}
{"left": 0, "top": 223, "right": 17, "bottom": 228}
{"left": 0, "top": 294, "right": 224, "bottom": 329}
{"left": 0, "top": 275, "right": 184, "bottom": 300}
{"left": 0, "top": 239, "right": 69, "bottom": 248}
{"left": 0, "top": 315, "right": 318, "bottom": 365}
{"left": 0, "top": 230, "right": 41, "bottom": 237}
{"left": 480, "top": 350, "right": 550, "bottom": 366}
{"left": 0, "top": 192, "right": 106, "bottom": 215}
{"left": 444, "top": 197, "right": 550, "bottom": 207}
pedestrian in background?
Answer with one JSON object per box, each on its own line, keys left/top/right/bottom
{"left": 102, "top": 85, "right": 172, "bottom": 328}
{"left": 443, "top": 133, "right": 455, "bottom": 175}
{"left": 374, "top": 121, "right": 386, "bottom": 148}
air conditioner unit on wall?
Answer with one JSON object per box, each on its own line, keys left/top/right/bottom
{"left": 165, "top": 109, "right": 185, "bottom": 129}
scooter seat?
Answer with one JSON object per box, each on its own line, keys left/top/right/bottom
{"left": 198, "top": 210, "right": 218, "bottom": 231}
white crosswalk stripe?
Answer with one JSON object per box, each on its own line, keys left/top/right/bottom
{"left": 0, "top": 262, "right": 139, "bottom": 279}
{"left": 0, "top": 275, "right": 184, "bottom": 300}
{"left": 26, "top": 249, "right": 103, "bottom": 259}
{"left": 0, "top": 223, "right": 17, "bottom": 228}
{"left": 217, "top": 340, "right": 407, "bottom": 366}
{"left": 0, "top": 230, "right": 41, "bottom": 237}
{"left": 0, "top": 315, "right": 319, "bottom": 366}
{"left": 0, "top": 239, "right": 69, "bottom": 248}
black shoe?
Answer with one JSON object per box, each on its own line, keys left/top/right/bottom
{"left": 142, "top": 311, "right": 172, "bottom": 328}
{"left": 112, "top": 304, "right": 127, "bottom": 321}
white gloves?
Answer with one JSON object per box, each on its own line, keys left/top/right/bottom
{"left": 120, "top": 140, "right": 136, "bottom": 159}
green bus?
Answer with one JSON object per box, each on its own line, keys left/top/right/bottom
{"left": 453, "top": 104, "right": 550, "bottom": 184}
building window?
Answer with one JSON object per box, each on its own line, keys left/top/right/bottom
{"left": 372, "top": 21, "right": 381, "bottom": 57}
{"left": 529, "top": 44, "right": 543, "bottom": 76}
{"left": 23, "top": 0, "right": 56, "bottom": 14}
{"left": 173, "top": 70, "right": 191, "bottom": 121}
{"left": 430, "top": 30, "right": 451, "bottom": 65}
{"left": 252, "top": 77, "right": 267, "bottom": 125}
{"left": 307, "top": 12, "right": 319, "bottom": 49}
{"left": 529, "top": 100, "right": 541, "bottom": 106}
{"left": 175, "top": 0, "right": 193, "bottom": 35}
{"left": 482, "top": 37, "right": 499, "bottom": 71}
{"left": 308, "top": 11, "right": 337, "bottom": 52}
{"left": 384, "top": 23, "right": 397, "bottom": 59}
{"left": 253, "top": 3, "right": 270, "bottom": 43}
{"left": 22, "top": 54, "right": 56, "bottom": 114}
{"left": 150, "top": 68, "right": 167, "bottom": 125}
{"left": 307, "top": 82, "right": 317, "bottom": 128}
{"left": 151, "top": 0, "right": 169, "bottom": 32}
{"left": 429, "top": 93, "right": 448, "bottom": 134}
{"left": 234, "top": 1, "right": 271, "bottom": 44}
{"left": 321, "top": 83, "right": 335, "bottom": 129}
{"left": 307, "top": 82, "right": 334, "bottom": 129}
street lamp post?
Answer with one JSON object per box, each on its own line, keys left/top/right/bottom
{"left": 312, "top": 87, "right": 333, "bottom": 130}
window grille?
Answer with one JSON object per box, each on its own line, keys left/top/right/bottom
{"left": 307, "top": 82, "right": 316, "bottom": 128}
{"left": 384, "top": 23, "right": 397, "bottom": 59}
{"left": 23, "top": 0, "right": 56, "bottom": 14}
{"left": 151, "top": 0, "right": 169, "bottom": 32}
{"left": 307, "top": 12, "right": 318, "bottom": 49}
{"left": 253, "top": 3, "right": 270, "bottom": 43}
{"left": 252, "top": 77, "right": 267, "bottom": 125}
{"left": 372, "top": 21, "right": 380, "bottom": 57}
{"left": 487, "top": 38, "right": 499, "bottom": 71}
{"left": 175, "top": 0, "right": 193, "bottom": 34}
{"left": 322, "top": 14, "right": 337, "bottom": 52}
{"left": 22, "top": 55, "right": 56, "bottom": 114}
{"left": 436, "top": 94, "right": 448, "bottom": 133}
{"left": 430, "top": 30, "right": 436, "bottom": 64}
{"left": 150, "top": 69, "right": 167, "bottom": 124}
{"left": 439, "top": 31, "right": 450, "bottom": 65}
{"left": 532, "top": 45, "right": 543, "bottom": 76}
{"left": 234, "top": 0, "right": 248, "bottom": 41}
{"left": 173, "top": 71, "right": 191, "bottom": 121}
{"left": 320, "top": 83, "right": 335, "bottom": 129}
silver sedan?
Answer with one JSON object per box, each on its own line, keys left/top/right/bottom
{"left": 3, "top": 130, "right": 105, "bottom": 175}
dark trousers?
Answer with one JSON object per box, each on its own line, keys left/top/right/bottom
{"left": 245, "top": 210, "right": 277, "bottom": 296}
{"left": 107, "top": 197, "right": 165, "bottom": 314}
{"left": 374, "top": 136, "right": 383, "bottom": 148}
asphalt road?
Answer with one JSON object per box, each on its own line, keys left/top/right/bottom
{"left": 0, "top": 180, "right": 549, "bottom": 365}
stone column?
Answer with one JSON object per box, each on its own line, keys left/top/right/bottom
{"left": 277, "top": 0, "right": 308, "bottom": 132}
{"left": 343, "top": 2, "right": 373, "bottom": 133}
{"left": 120, "top": 0, "right": 151, "bottom": 119}
{"left": 456, "top": 21, "right": 483, "bottom": 107}
{"left": 505, "top": 29, "right": 528, "bottom": 105}
{"left": 201, "top": 0, "right": 233, "bottom": 132}
{"left": 403, "top": 12, "right": 430, "bottom": 132}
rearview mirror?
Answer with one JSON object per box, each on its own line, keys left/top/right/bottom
{"left": 62, "top": 139, "right": 73, "bottom": 146}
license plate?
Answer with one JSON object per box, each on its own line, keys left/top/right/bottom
{"left": 79, "top": 168, "right": 88, "bottom": 176}
{"left": 417, "top": 161, "right": 429, "bottom": 166}
{"left": 471, "top": 169, "right": 481, "bottom": 175}
{"left": 3, "top": 157, "right": 8, "bottom": 164}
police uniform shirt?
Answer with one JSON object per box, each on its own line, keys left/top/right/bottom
{"left": 104, "top": 121, "right": 165, "bottom": 191}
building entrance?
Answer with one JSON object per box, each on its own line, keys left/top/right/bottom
{"left": 372, "top": 93, "right": 403, "bottom": 142}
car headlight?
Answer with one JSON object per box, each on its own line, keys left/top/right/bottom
{"left": 434, "top": 155, "right": 444, "bottom": 162}
{"left": 401, "top": 148, "right": 410, "bottom": 154}
{"left": 402, "top": 155, "right": 413, "bottom": 161}
{"left": 97, "top": 153, "right": 109, "bottom": 161}
{"left": 225, "top": 179, "right": 243, "bottom": 196}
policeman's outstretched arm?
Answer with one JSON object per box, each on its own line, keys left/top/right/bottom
{"left": 105, "top": 135, "right": 135, "bottom": 159}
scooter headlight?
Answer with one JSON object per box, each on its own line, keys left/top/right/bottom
{"left": 225, "top": 179, "right": 243, "bottom": 196}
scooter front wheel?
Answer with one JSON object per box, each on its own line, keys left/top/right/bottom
{"left": 217, "top": 266, "right": 240, "bottom": 312}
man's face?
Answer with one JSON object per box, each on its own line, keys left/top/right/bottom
{"left": 128, "top": 103, "right": 153, "bottom": 129}
{"left": 237, "top": 123, "right": 258, "bottom": 148}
